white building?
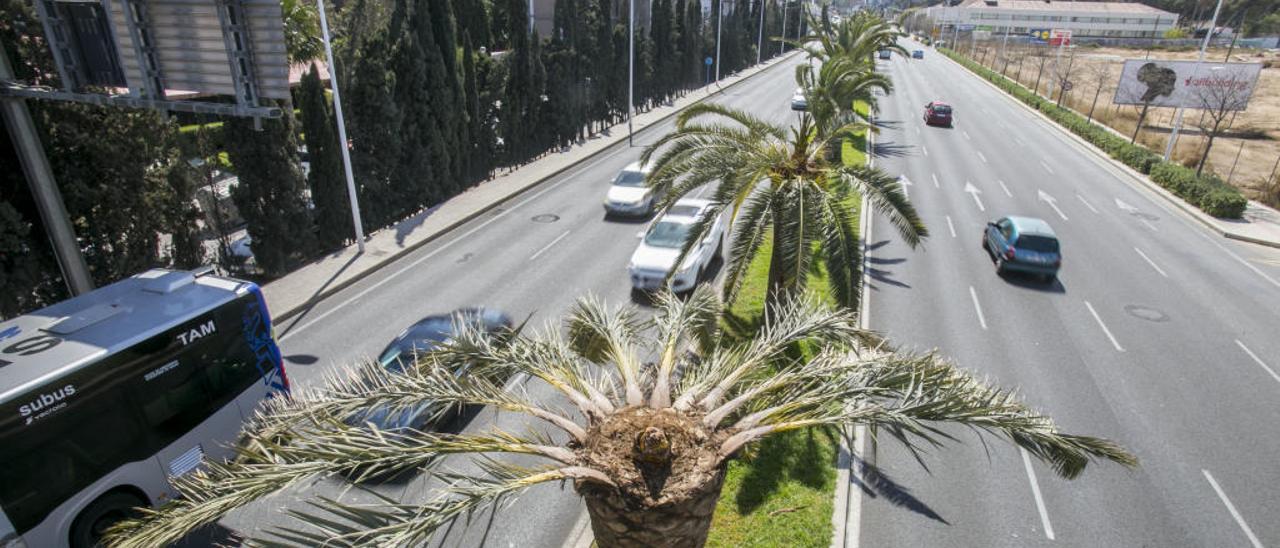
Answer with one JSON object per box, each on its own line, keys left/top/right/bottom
{"left": 929, "top": 0, "right": 1179, "bottom": 39}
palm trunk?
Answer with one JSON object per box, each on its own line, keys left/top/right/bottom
{"left": 581, "top": 471, "right": 725, "bottom": 548}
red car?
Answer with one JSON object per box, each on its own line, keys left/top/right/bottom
{"left": 924, "top": 101, "right": 953, "bottom": 127}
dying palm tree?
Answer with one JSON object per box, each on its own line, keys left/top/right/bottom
{"left": 641, "top": 102, "right": 923, "bottom": 312}
{"left": 108, "top": 288, "right": 1135, "bottom": 548}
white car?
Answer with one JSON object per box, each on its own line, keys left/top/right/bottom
{"left": 603, "top": 161, "right": 659, "bottom": 216}
{"left": 628, "top": 198, "right": 727, "bottom": 293}
{"left": 791, "top": 87, "right": 808, "bottom": 111}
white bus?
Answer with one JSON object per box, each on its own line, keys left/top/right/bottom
{"left": 0, "top": 269, "right": 290, "bottom": 548}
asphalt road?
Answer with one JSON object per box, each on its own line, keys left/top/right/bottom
{"left": 859, "top": 38, "right": 1280, "bottom": 547}
{"left": 214, "top": 54, "right": 809, "bottom": 547}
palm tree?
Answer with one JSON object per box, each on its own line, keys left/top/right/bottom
{"left": 108, "top": 288, "right": 1135, "bottom": 548}
{"left": 640, "top": 102, "right": 924, "bottom": 312}
{"left": 800, "top": 10, "right": 908, "bottom": 65}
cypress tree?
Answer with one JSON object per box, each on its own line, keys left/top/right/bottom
{"left": 298, "top": 63, "right": 352, "bottom": 250}
{"left": 343, "top": 29, "right": 402, "bottom": 230}
{"left": 503, "top": 0, "right": 531, "bottom": 163}
{"left": 224, "top": 104, "right": 318, "bottom": 276}
{"left": 451, "top": 0, "right": 491, "bottom": 49}
{"left": 462, "top": 32, "right": 486, "bottom": 180}
{"left": 591, "top": 0, "right": 615, "bottom": 127}
{"left": 427, "top": 0, "right": 469, "bottom": 187}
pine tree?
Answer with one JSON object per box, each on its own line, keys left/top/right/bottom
{"left": 298, "top": 63, "right": 353, "bottom": 250}
{"left": 224, "top": 104, "right": 319, "bottom": 276}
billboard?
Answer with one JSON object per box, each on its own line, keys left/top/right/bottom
{"left": 1049, "top": 29, "right": 1072, "bottom": 46}
{"left": 1113, "top": 60, "right": 1263, "bottom": 110}
{"left": 1029, "top": 28, "right": 1051, "bottom": 44}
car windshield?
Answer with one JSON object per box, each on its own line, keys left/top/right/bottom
{"left": 644, "top": 221, "right": 691, "bottom": 249}
{"left": 379, "top": 338, "right": 441, "bottom": 373}
{"left": 1015, "top": 235, "right": 1059, "bottom": 253}
{"left": 613, "top": 170, "right": 646, "bottom": 187}
{"left": 667, "top": 205, "right": 703, "bottom": 217}
{"left": 932, "top": 105, "right": 952, "bottom": 114}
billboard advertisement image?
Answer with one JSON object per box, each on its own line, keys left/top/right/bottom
{"left": 1113, "top": 59, "right": 1263, "bottom": 111}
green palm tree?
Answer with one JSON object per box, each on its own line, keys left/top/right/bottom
{"left": 800, "top": 10, "right": 908, "bottom": 65}
{"left": 640, "top": 102, "right": 924, "bottom": 312}
{"left": 108, "top": 288, "right": 1135, "bottom": 548}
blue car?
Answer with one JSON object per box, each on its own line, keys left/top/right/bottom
{"left": 983, "top": 216, "right": 1061, "bottom": 281}
{"left": 912, "top": 50, "right": 924, "bottom": 59}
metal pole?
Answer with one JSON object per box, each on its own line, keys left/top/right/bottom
{"left": 999, "top": 24, "right": 1010, "bottom": 70}
{"left": 317, "top": 0, "right": 366, "bottom": 251}
{"left": 1226, "top": 140, "right": 1244, "bottom": 184}
{"left": 780, "top": 0, "right": 788, "bottom": 55}
{"left": 628, "top": 0, "right": 634, "bottom": 145}
{"left": 757, "top": 0, "right": 766, "bottom": 64}
{"left": 1164, "top": 0, "right": 1224, "bottom": 161}
{"left": 0, "top": 40, "right": 93, "bottom": 295}
{"left": 715, "top": 0, "right": 723, "bottom": 84}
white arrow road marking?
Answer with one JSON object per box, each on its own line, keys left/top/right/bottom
{"left": 1040, "top": 160, "right": 1055, "bottom": 175}
{"left": 1077, "top": 194, "right": 1099, "bottom": 214}
{"left": 964, "top": 181, "right": 985, "bottom": 212}
{"left": 899, "top": 175, "right": 913, "bottom": 199}
{"left": 998, "top": 180, "right": 1012, "bottom": 197}
{"left": 1038, "top": 190, "right": 1068, "bottom": 221}
{"left": 932, "top": 173, "right": 940, "bottom": 188}
{"left": 977, "top": 151, "right": 988, "bottom": 164}
{"left": 1115, "top": 197, "right": 1138, "bottom": 213}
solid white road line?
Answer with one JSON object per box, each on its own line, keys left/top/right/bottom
{"left": 1077, "top": 194, "right": 1100, "bottom": 214}
{"left": 1021, "top": 448, "right": 1056, "bottom": 541}
{"left": 1196, "top": 230, "right": 1280, "bottom": 290}
{"left": 946, "top": 215, "right": 957, "bottom": 238}
{"left": 977, "top": 151, "right": 988, "bottom": 164}
{"left": 998, "top": 180, "right": 1012, "bottom": 197}
{"left": 529, "top": 230, "right": 571, "bottom": 261}
{"left": 1039, "top": 160, "right": 1055, "bottom": 175}
{"left": 932, "top": 173, "right": 940, "bottom": 188}
{"left": 1133, "top": 247, "right": 1169, "bottom": 278}
{"left": 1085, "top": 300, "right": 1125, "bottom": 352}
{"left": 922, "top": 145, "right": 929, "bottom": 157}
{"left": 969, "top": 286, "right": 988, "bottom": 330}
{"left": 1202, "top": 470, "right": 1265, "bottom": 548}
{"left": 1235, "top": 339, "right": 1280, "bottom": 384}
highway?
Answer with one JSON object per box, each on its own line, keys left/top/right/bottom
{"left": 858, "top": 37, "right": 1280, "bottom": 547}
{"left": 216, "top": 53, "right": 809, "bottom": 547}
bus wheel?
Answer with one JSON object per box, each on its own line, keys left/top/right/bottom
{"left": 69, "top": 491, "right": 146, "bottom": 548}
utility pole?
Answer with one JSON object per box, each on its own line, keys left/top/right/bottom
{"left": 715, "top": 0, "right": 723, "bottom": 84}
{"left": 1164, "top": 0, "right": 1224, "bottom": 161}
{"left": 0, "top": 40, "right": 94, "bottom": 295}
{"left": 781, "top": 0, "right": 788, "bottom": 56}
{"left": 999, "top": 24, "right": 1011, "bottom": 72}
{"left": 629, "top": 0, "right": 635, "bottom": 145}
{"left": 317, "top": 0, "right": 366, "bottom": 252}
{"left": 757, "top": 0, "right": 766, "bottom": 65}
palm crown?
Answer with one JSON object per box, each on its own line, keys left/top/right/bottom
{"left": 108, "top": 288, "right": 1134, "bottom": 547}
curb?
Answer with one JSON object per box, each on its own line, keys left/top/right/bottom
{"left": 271, "top": 52, "right": 803, "bottom": 323}
{"left": 933, "top": 47, "right": 1280, "bottom": 251}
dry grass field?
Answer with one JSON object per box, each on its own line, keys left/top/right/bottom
{"left": 963, "top": 41, "right": 1280, "bottom": 206}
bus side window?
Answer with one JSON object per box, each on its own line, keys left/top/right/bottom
{"left": 132, "top": 356, "right": 214, "bottom": 448}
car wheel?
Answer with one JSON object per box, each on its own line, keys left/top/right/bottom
{"left": 69, "top": 492, "right": 146, "bottom": 548}
{"left": 994, "top": 258, "right": 1006, "bottom": 276}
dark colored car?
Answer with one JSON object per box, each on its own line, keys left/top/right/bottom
{"left": 924, "top": 101, "right": 953, "bottom": 126}
{"left": 350, "top": 308, "right": 515, "bottom": 433}
{"left": 878, "top": 50, "right": 892, "bottom": 60}
{"left": 912, "top": 49, "right": 924, "bottom": 59}
{"left": 983, "top": 216, "right": 1062, "bottom": 282}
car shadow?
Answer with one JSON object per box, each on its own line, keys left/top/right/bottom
{"left": 603, "top": 212, "right": 654, "bottom": 224}
{"left": 999, "top": 271, "right": 1067, "bottom": 294}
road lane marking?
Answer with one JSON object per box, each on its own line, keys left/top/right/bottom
{"left": 962, "top": 130, "right": 971, "bottom": 140}
{"left": 998, "top": 180, "right": 1012, "bottom": 197}
{"left": 1195, "top": 230, "right": 1280, "bottom": 290}
{"left": 922, "top": 145, "right": 929, "bottom": 157}
{"left": 279, "top": 148, "right": 625, "bottom": 340}
{"left": 977, "top": 151, "right": 988, "bottom": 164}
{"left": 1140, "top": 218, "right": 1158, "bottom": 232}
{"left": 969, "top": 286, "right": 987, "bottom": 330}
{"left": 529, "top": 230, "right": 572, "bottom": 261}
{"left": 1202, "top": 470, "right": 1264, "bottom": 548}
{"left": 946, "top": 215, "right": 957, "bottom": 238}
{"left": 899, "top": 175, "right": 913, "bottom": 199}
{"left": 932, "top": 173, "right": 940, "bottom": 188}
{"left": 1077, "top": 194, "right": 1100, "bottom": 214}
{"left": 1039, "top": 160, "right": 1055, "bottom": 175}
{"left": 964, "top": 181, "right": 985, "bottom": 212}
{"left": 1133, "top": 247, "right": 1168, "bottom": 278}
{"left": 1021, "top": 448, "right": 1056, "bottom": 541}
{"left": 1235, "top": 340, "right": 1280, "bottom": 384}
{"left": 1085, "top": 301, "right": 1125, "bottom": 352}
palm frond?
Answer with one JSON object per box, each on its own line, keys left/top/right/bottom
{"left": 566, "top": 294, "right": 646, "bottom": 406}
{"left": 833, "top": 164, "right": 928, "bottom": 248}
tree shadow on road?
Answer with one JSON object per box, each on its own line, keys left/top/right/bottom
{"left": 855, "top": 459, "right": 950, "bottom": 525}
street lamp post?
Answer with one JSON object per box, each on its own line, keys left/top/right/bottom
{"left": 628, "top": 0, "right": 634, "bottom": 146}
{"left": 1163, "top": 0, "right": 1224, "bottom": 161}
{"left": 780, "top": 0, "right": 788, "bottom": 56}
{"left": 715, "top": 0, "right": 723, "bottom": 85}
{"left": 757, "top": 0, "right": 766, "bottom": 65}
{"left": 317, "top": 0, "right": 366, "bottom": 252}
